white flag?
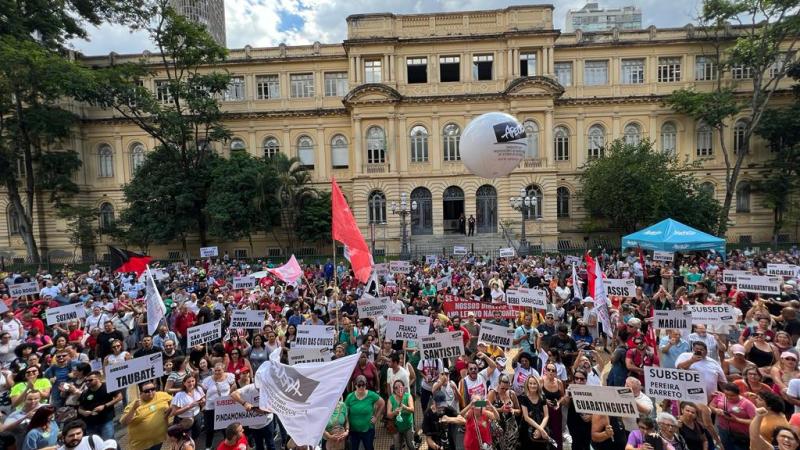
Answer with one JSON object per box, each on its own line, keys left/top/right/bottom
{"left": 145, "top": 265, "right": 166, "bottom": 336}
{"left": 572, "top": 264, "right": 582, "bottom": 302}
{"left": 256, "top": 348, "right": 360, "bottom": 447}
{"left": 594, "top": 259, "right": 612, "bottom": 335}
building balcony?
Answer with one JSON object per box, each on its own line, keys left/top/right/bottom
{"left": 363, "top": 163, "right": 390, "bottom": 174}
{"left": 522, "top": 158, "right": 544, "bottom": 168}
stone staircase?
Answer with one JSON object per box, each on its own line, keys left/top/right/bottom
{"left": 409, "top": 233, "right": 514, "bottom": 257}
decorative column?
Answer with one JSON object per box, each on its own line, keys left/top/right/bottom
{"left": 316, "top": 127, "right": 327, "bottom": 180}
{"left": 545, "top": 110, "right": 555, "bottom": 167}
{"left": 388, "top": 116, "right": 397, "bottom": 174}
{"left": 431, "top": 115, "right": 441, "bottom": 171}
{"left": 353, "top": 117, "right": 362, "bottom": 175}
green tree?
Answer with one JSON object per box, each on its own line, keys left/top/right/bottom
{"left": 665, "top": 0, "right": 800, "bottom": 236}
{"left": 580, "top": 139, "right": 722, "bottom": 233}
{"left": 57, "top": 205, "right": 99, "bottom": 259}
{"left": 296, "top": 191, "right": 332, "bottom": 245}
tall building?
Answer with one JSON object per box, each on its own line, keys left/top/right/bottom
{"left": 1, "top": 5, "right": 795, "bottom": 260}
{"left": 565, "top": 3, "right": 642, "bottom": 32}
{"left": 170, "top": 0, "right": 226, "bottom": 47}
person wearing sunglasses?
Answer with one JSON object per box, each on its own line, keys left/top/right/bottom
{"left": 121, "top": 381, "right": 173, "bottom": 450}
{"left": 344, "top": 375, "right": 384, "bottom": 450}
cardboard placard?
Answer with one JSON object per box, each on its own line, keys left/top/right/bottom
{"left": 566, "top": 385, "right": 638, "bottom": 418}
{"left": 766, "top": 264, "right": 799, "bottom": 278}
{"left": 389, "top": 260, "right": 411, "bottom": 274}
{"left": 233, "top": 276, "right": 256, "bottom": 290}
{"left": 356, "top": 296, "right": 392, "bottom": 318}
{"left": 372, "top": 263, "right": 390, "bottom": 279}
{"left": 644, "top": 367, "right": 706, "bottom": 402}
{"left": 200, "top": 246, "right": 219, "bottom": 258}
{"left": 187, "top": 320, "right": 222, "bottom": 347}
{"left": 505, "top": 288, "right": 548, "bottom": 310}
{"left": 477, "top": 322, "right": 515, "bottom": 348}
{"left": 604, "top": 278, "right": 636, "bottom": 298}
{"left": 498, "top": 247, "right": 516, "bottom": 258}
{"left": 453, "top": 246, "right": 468, "bottom": 256}
{"left": 105, "top": 353, "right": 164, "bottom": 392}
{"left": 653, "top": 309, "right": 692, "bottom": 336}
{"left": 9, "top": 281, "right": 38, "bottom": 298}
{"left": 419, "top": 331, "right": 465, "bottom": 360}
{"left": 723, "top": 270, "right": 749, "bottom": 284}
{"left": 287, "top": 347, "right": 332, "bottom": 365}
{"left": 688, "top": 305, "right": 736, "bottom": 326}
{"left": 425, "top": 255, "right": 437, "bottom": 265}
{"left": 295, "top": 325, "right": 336, "bottom": 348}
{"left": 385, "top": 314, "right": 431, "bottom": 341}
{"left": 45, "top": 303, "right": 86, "bottom": 325}
{"left": 565, "top": 255, "right": 582, "bottom": 265}
{"left": 736, "top": 274, "right": 782, "bottom": 295}
{"left": 229, "top": 310, "right": 266, "bottom": 329}
{"left": 653, "top": 251, "right": 674, "bottom": 262}
{"left": 435, "top": 277, "right": 451, "bottom": 291}
{"left": 441, "top": 295, "right": 516, "bottom": 319}
{"left": 213, "top": 396, "right": 269, "bottom": 430}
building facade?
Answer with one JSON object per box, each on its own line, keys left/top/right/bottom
{"left": 565, "top": 3, "right": 642, "bottom": 33}
{"left": 170, "top": 0, "right": 226, "bottom": 47}
{"left": 0, "top": 5, "right": 794, "bottom": 260}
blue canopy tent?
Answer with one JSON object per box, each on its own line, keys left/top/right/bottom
{"left": 621, "top": 218, "right": 726, "bottom": 254}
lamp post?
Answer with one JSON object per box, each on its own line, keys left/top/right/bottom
{"left": 510, "top": 187, "right": 538, "bottom": 255}
{"left": 391, "top": 192, "right": 417, "bottom": 259}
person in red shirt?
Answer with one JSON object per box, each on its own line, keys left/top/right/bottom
{"left": 448, "top": 315, "right": 471, "bottom": 348}
{"left": 217, "top": 422, "right": 248, "bottom": 450}
{"left": 173, "top": 304, "right": 197, "bottom": 346}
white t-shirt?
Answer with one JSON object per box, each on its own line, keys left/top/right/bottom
{"left": 56, "top": 435, "right": 109, "bottom": 450}
{"left": 202, "top": 374, "right": 236, "bottom": 411}
{"left": 0, "top": 319, "right": 23, "bottom": 341}
{"left": 674, "top": 352, "right": 726, "bottom": 400}
{"left": 622, "top": 392, "right": 654, "bottom": 431}
{"left": 171, "top": 387, "right": 205, "bottom": 418}
{"left": 386, "top": 366, "right": 410, "bottom": 394}
{"left": 85, "top": 314, "right": 109, "bottom": 332}
{"left": 787, "top": 378, "right": 800, "bottom": 414}
{"left": 511, "top": 366, "right": 540, "bottom": 395}
{"left": 235, "top": 383, "right": 273, "bottom": 427}
{"left": 463, "top": 373, "right": 488, "bottom": 400}
{"left": 417, "top": 359, "right": 444, "bottom": 392}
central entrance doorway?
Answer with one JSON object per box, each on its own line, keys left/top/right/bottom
{"left": 411, "top": 187, "right": 433, "bottom": 235}
{"left": 442, "top": 186, "right": 464, "bottom": 234}
{"left": 476, "top": 185, "right": 497, "bottom": 233}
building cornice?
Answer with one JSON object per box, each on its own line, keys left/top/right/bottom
{"left": 80, "top": 108, "right": 349, "bottom": 125}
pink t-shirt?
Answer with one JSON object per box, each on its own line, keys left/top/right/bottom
{"left": 710, "top": 393, "right": 756, "bottom": 434}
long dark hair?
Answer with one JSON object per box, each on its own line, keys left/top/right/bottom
{"left": 27, "top": 405, "right": 54, "bottom": 431}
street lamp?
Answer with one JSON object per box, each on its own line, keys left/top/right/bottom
{"left": 510, "top": 187, "right": 538, "bottom": 255}
{"left": 391, "top": 192, "right": 417, "bottom": 259}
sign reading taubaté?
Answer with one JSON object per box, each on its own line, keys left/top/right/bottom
{"left": 105, "top": 353, "right": 164, "bottom": 392}
{"left": 187, "top": 320, "right": 222, "bottom": 347}
{"left": 9, "top": 281, "right": 38, "bottom": 298}
{"left": 229, "top": 310, "right": 266, "bottom": 329}
{"left": 566, "top": 385, "right": 638, "bottom": 418}
{"left": 45, "top": 303, "right": 86, "bottom": 325}
{"left": 295, "top": 325, "right": 336, "bottom": 349}
{"left": 477, "top": 322, "right": 515, "bottom": 348}
{"left": 644, "top": 367, "right": 706, "bottom": 403}
{"left": 736, "top": 274, "right": 782, "bottom": 295}
{"left": 420, "top": 331, "right": 464, "bottom": 360}
{"left": 385, "top": 314, "right": 431, "bottom": 341}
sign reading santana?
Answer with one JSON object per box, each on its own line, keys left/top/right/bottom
{"left": 441, "top": 295, "right": 515, "bottom": 319}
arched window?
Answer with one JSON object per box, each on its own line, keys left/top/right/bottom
{"left": 297, "top": 135, "right": 314, "bottom": 168}
{"left": 6, "top": 205, "right": 20, "bottom": 235}
{"left": 661, "top": 122, "right": 677, "bottom": 155}
{"left": 623, "top": 123, "right": 641, "bottom": 146}
{"left": 410, "top": 125, "right": 429, "bottom": 162}
{"left": 331, "top": 135, "right": 349, "bottom": 168}
{"left": 524, "top": 120, "right": 540, "bottom": 159}
{"left": 556, "top": 187, "right": 570, "bottom": 218}
{"left": 229, "top": 138, "right": 246, "bottom": 153}
{"left": 699, "top": 181, "right": 715, "bottom": 197}
{"left": 263, "top": 136, "right": 280, "bottom": 158}
{"left": 442, "top": 123, "right": 461, "bottom": 161}
{"left": 524, "top": 184, "right": 543, "bottom": 219}
{"left": 696, "top": 121, "right": 713, "bottom": 157}
{"left": 368, "top": 191, "right": 386, "bottom": 224}
{"left": 736, "top": 182, "right": 751, "bottom": 213}
{"left": 554, "top": 126, "right": 569, "bottom": 161}
{"left": 733, "top": 119, "right": 749, "bottom": 154}
{"left": 130, "top": 142, "right": 145, "bottom": 174}
{"left": 99, "top": 203, "right": 115, "bottom": 231}
{"left": 98, "top": 144, "right": 114, "bottom": 178}
{"left": 366, "top": 126, "right": 385, "bottom": 164}
{"left": 587, "top": 124, "right": 605, "bottom": 159}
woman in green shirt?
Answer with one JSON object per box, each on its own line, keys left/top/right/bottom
{"left": 344, "top": 375, "right": 385, "bottom": 450}
{"left": 323, "top": 396, "right": 348, "bottom": 450}
{"left": 387, "top": 379, "right": 415, "bottom": 450}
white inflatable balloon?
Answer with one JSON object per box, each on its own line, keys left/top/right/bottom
{"left": 460, "top": 112, "right": 527, "bottom": 179}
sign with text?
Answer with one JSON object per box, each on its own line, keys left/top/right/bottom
{"left": 105, "top": 353, "right": 164, "bottom": 392}
{"left": 723, "top": 270, "right": 749, "bottom": 284}
{"left": 435, "top": 277, "right": 451, "bottom": 291}
{"left": 229, "top": 310, "right": 266, "bottom": 329}
{"left": 767, "top": 264, "right": 799, "bottom": 278}
{"left": 477, "top": 322, "right": 515, "bottom": 348}
{"left": 506, "top": 287, "right": 548, "bottom": 310}
{"left": 200, "top": 246, "right": 219, "bottom": 258}
{"left": 565, "top": 255, "right": 582, "bottom": 265}
{"left": 356, "top": 296, "right": 393, "bottom": 318}
{"left": 453, "top": 246, "right": 468, "bottom": 256}
{"left": 653, "top": 251, "right": 674, "bottom": 262}
{"left": 9, "top": 281, "right": 38, "bottom": 298}
{"left": 287, "top": 347, "right": 332, "bottom": 365}
{"left": 736, "top": 274, "right": 782, "bottom": 295}
{"left": 372, "top": 263, "right": 390, "bottom": 279}
{"left": 187, "top": 320, "right": 222, "bottom": 347}
{"left": 653, "top": 309, "right": 693, "bottom": 336}
{"left": 425, "top": 255, "right": 437, "bottom": 265}
{"left": 688, "top": 305, "right": 736, "bottom": 326}
{"left": 295, "top": 325, "right": 336, "bottom": 349}
{"left": 644, "top": 367, "right": 706, "bottom": 403}
{"left": 441, "top": 295, "right": 516, "bottom": 320}
{"left": 385, "top": 314, "right": 431, "bottom": 341}
{"left": 233, "top": 276, "right": 256, "bottom": 290}
{"left": 566, "top": 385, "right": 638, "bottom": 418}
{"left": 420, "top": 331, "right": 465, "bottom": 360}
{"left": 389, "top": 260, "right": 411, "bottom": 274}
{"left": 498, "top": 247, "right": 516, "bottom": 258}
{"left": 213, "top": 396, "right": 268, "bottom": 430}
{"left": 45, "top": 303, "right": 86, "bottom": 325}
{"left": 604, "top": 278, "right": 636, "bottom": 298}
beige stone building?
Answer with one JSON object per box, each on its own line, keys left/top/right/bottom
{"left": 1, "top": 5, "right": 795, "bottom": 261}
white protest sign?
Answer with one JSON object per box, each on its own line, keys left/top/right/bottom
{"left": 435, "top": 277, "right": 451, "bottom": 291}
{"left": 420, "top": 331, "right": 464, "bottom": 360}
{"left": 736, "top": 274, "right": 782, "bottom": 295}
{"left": 653, "top": 309, "right": 693, "bottom": 337}
{"left": 187, "top": 320, "right": 222, "bottom": 347}
{"left": 230, "top": 310, "right": 266, "bottom": 329}
{"left": 565, "top": 255, "right": 581, "bottom": 265}
{"left": 105, "top": 353, "right": 164, "bottom": 392}
{"left": 498, "top": 247, "right": 515, "bottom": 258}
{"left": 477, "top": 322, "right": 515, "bottom": 348}
{"left": 723, "top": 270, "right": 749, "bottom": 284}
{"left": 506, "top": 288, "right": 548, "bottom": 310}
{"left": 385, "top": 314, "right": 431, "bottom": 341}
{"left": 566, "top": 384, "right": 638, "bottom": 418}
{"left": 653, "top": 251, "right": 674, "bottom": 262}
{"left": 233, "top": 276, "right": 256, "bottom": 290}
{"left": 688, "top": 305, "right": 736, "bottom": 326}
{"left": 295, "top": 325, "right": 336, "bottom": 348}
{"left": 200, "top": 246, "right": 219, "bottom": 258}
{"left": 356, "top": 296, "right": 392, "bottom": 318}
{"left": 373, "top": 263, "right": 390, "bottom": 279}
{"left": 644, "top": 367, "right": 706, "bottom": 402}
{"left": 9, "top": 281, "right": 38, "bottom": 298}
{"left": 425, "top": 255, "right": 437, "bottom": 265}
{"left": 213, "top": 396, "right": 268, "bottom": 430}
{"left": 45, "top": 303, "right": 86, "bottom": 325}
{"left": 288, "top": 347, "right": 332, "bottom": 365}
{"left": 767, "top": 264, "right": 799, "bottom": 278}
{"left": 604, "top": 278, "right": 636, "bottom": 297}
{"left": 0, "top": 302, "right": 8, "bottom": 315}
{"left": 453, "top": 246, "right": 468, "bottom": 256}
{"left": 389, "top": 260, "right": 411, "bottom": 274}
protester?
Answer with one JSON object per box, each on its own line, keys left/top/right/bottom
{"left": 121, "top": 381, "right": 173, "bottom": 450}
{"left": 344, "top": 374, "right": 384, "bottom": 450}
{"left": 386, "top": 379, "right": 415, "bottom": 450}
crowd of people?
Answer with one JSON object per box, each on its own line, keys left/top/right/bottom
{"left": 0, "top": 246, "right": 798, "bottom": 450}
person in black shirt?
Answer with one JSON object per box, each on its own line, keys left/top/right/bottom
{"left": 96, "top": 320, "right": 124, "bottom": 360}
{"left": 132, "top": 335, "right": 161, "bottom": 358}
{"left": 549, "top": 324, "right": 578, "bottom": 367}
{"left": 536, "top": 313, "right": 557, "bottom": 350}
{"left": 422, "top": 392, "right": 465, "bottom": 450}
{"left": 77, "top": 371, "right": 121, "bottom": 440}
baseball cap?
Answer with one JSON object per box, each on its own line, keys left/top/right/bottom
{"left": 433, "top": 391, "right": 448, "bottom": 406}
{"left": 730, "top": 344, "right": 746, "bottom": 356}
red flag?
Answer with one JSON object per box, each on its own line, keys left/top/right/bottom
{"left": 585, "top": 252, "right": 596, "bottom": 299}
{"left": 331, "top": 179, "right": 372, "bottom": 283}
{"left": 108, "top": 246, "right": 151, "bottom": 277}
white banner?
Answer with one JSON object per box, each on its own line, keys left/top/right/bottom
{"left": 256, "top": 349, "right": 360, "bottom": 447}
{"left": 200, "top": 246, "right": 219, "bottom": 258}
{"left": 356, "top": 296, "right": 392, "bottom": 318}
{"left": 736, "top": 274, "right": 782, "bottom": 295}
{"left": 372, "top": 263, "right": 390, "bottom": 279}
{"left": 45, "top": 303, "right": 86, "bottom": 325}
{"left": 498, "top": 247, "right": 516, "bottom": 258}
{"left": 9, "top": 281, "right": 38, "bottom": 298}
{"left": 145, "top": 266, "right": 166, "bottom": 336}
{"left": 425, "top": 255, "right": 437, "bottom": 265}
{"left": 453, "top": 245, "right": 468, "bottom": 256}
{"left": 505, "top": 287, "right": 548, "bottom": 310}
{"left": 187, "top": 320, "right": 222, "bottom": 347}
{"left": 604, "top": 278, "right": 636, "bottom": 298}
{"left": 295, "top": 325, "right": 336, "bottom": 349}
{"left": 213, "top": 396, "right": 267, "bottom": 430}
{"left": 653, "top": 250, "right": 674, "bottom": 262}
{"left": 566, "top": 384, "right": 638, "bottom": 418}
{"left": 420, "top": 331, "right": 464, "bottom": 360}
{"left": 287, "top": 347, "right": 332, "bottom": 365}
{"left": 477, "top": 322, "right": 515, "bottom": 348}
{"left": 688, "top": 305, "right": 736, "bottom": 326}
{"left": 230, "top": 310, "right": 266, "bottom": 329}
{"left": 389, "top": 261, "right": 411, "bottom": 274}
{"left": 233, "top": 276, "right": 256, "bottom": 290}
{"left": 644, "top": 367, "right": 706, "bottom": 403}
{"left": 723, "top": 270, "right": 749, "bottom": 284}
{"left": 385, "top": 314, "right": 431, "bottom": 341}
{"left": 653, "top": 309, "right": 693, "bottom": 336}
{"left": 565, "top": 255, "right": 582, "bottom": 265}
{"left": 105, "top": 353, "right": 164, "bottom": 392}
{"left": 767, "top": 264, "right": 799, "bottom": 278}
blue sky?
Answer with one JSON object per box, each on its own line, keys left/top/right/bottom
{"left": 71, "top": 0, "right": 703, "bottom": 56}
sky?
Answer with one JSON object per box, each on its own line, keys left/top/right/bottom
{"left": 71, "top": 0, "right": 704, "bottom": 56}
